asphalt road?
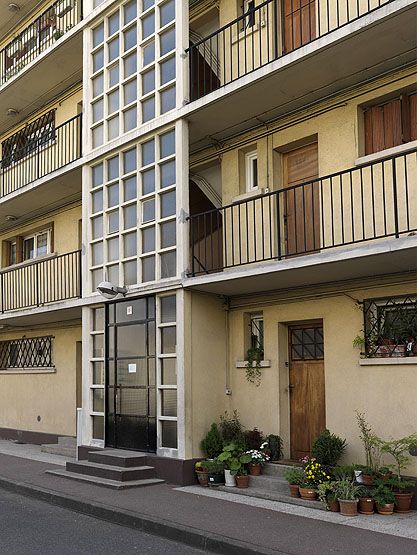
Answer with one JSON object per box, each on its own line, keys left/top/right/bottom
{"left": 0, "top": 489, "right": 208, "bottom": 555}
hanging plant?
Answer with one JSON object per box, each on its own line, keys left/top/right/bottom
{"left": 245, "top": 346, "right": 263, "bottom": 386}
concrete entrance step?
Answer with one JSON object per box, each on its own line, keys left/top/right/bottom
{"left": 41, "top": 436, "right": 76, "bottom": 458}
{"left": 263, "top": 462, "right": 302, "bottom": 478}
{"left": 66, "top": 460, "right": 156, "bottom": 482}
{"left": 46, "top": 469, "right": 164, "bottom": 490}
{"left": 88, "top": 449, "right": 147, "bottom": 468}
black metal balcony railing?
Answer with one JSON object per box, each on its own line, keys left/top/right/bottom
{"left": 0, "top": 336, "right": 54, "bottom": 369}
{"left": 188, "top": 149, "right": 417, "bottom": 276}
{"left": 0, "top": 250, "right": 81, "bottom": 312}
{"left": 0, "top": 113, "right": 82, "bottom": 197}
{"left": 0, "top": 0, "right": 81, "bottom": 85}
{"left": 188, "top": 0, "right": 395, "bottom": 100}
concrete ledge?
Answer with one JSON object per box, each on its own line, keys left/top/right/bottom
{"left": 0, "top": 475, "right": 272, "bottom": 555}
{"left": 236, "top": 360, "right": 271, "bottom": 368}
{"left": 359, "top": 357, "right": 417, "bottom": 366}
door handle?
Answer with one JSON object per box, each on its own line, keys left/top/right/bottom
{"left": 288, "top": 384, "right": 295, "bottom": 389}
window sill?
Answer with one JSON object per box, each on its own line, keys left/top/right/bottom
{"left": 0, "top": 367, "right": 56, "bottom": 374}
{"left": 359, "top": 358, "right": 417, "bottom": 366}
{"left": 232, "top": 188, "right": 268, "bottom": 204}
{"left": 236, "top": 360, "right": 271, "bottom": 368}
{"left": 2, "top": 252, "right": 56, "bottom": 272}
{"left": 355, "top": 140, "right": 417, "bottom": 167}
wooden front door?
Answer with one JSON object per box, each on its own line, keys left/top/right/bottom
{"left": 283, "top": 0, "right": 316, "bottom": 54}
{"left": 289, "top": 323, "right": 325, "bottom": 460}
{"left": 283, "top": 142, "right": 320, "bottom": 256}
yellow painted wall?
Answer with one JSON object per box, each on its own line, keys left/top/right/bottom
{"left": 0, "top": 325, "right": 81, "bottom": 436}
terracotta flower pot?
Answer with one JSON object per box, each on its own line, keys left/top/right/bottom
{"left": 249, "top": 463, "right": 262, "bottom": 476}
{"left": 394, "top": 492, "right": 414, "bottom": 513}
{"left": 377, "top": 503, "right": 394, "bottom": 515}
{"left": 327, "top": 500, "right": 340, "bottom": 512}
{"left": 299, "top": 487, "right": 317, "bottom": 500}
{"left": 361, "top": 474, "right": 374, "bottom": 486}
{"left": 196, "top": 470, "right": 209, "bottom": 487}
{"left": 289, "top": 484, "right": 300, "bottom": 498}
{"left": 235, "top": 474, "right": 250, "bottom": 488}
{"left": 338, "top": 499, "right": 358, "bottom": 516}
{"left": 358, "top": 497, "right": 374, "bottom": 515}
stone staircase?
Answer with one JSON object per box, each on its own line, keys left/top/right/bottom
{"left": 46, "top": 449, "right": 164, "bottom": 489}
{"left": 218, "top": 463, "right": 324, "bottom": 510}
{"left": 41, "top": 436, "right": 77, "bottom": 458}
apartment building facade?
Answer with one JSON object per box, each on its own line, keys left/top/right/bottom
{"left": 0, "top": 0, "right": 416, "bottom": 482}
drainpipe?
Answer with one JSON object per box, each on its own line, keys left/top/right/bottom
{"left": 222, "top": 296, "right": 232, "bottom": 397}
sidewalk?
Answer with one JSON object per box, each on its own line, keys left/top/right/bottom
{"left": 0, "top": 443, "right": 416, "bottom": 554}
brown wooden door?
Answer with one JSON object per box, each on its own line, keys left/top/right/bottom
{"left": 283, "top": 142, "right": 319, "bottom": 256}
{"left": 283, "top": 0, "right": 316, "bottom": 54}
{"left": 289, "top": 323, "right": 325, "bottom": 460}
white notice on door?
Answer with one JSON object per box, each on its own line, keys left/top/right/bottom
{"left": 128, "top": 363, "right": 137, "bottom": 373}
{"left": 127, "top": 306, "right": 133, "bottom": 315}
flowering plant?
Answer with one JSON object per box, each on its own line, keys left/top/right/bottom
{"left": 302, "top": 458, "right": 331, "bottom": 487}
{"left": 245, "top": 449, "right": 270, "bottom": 466}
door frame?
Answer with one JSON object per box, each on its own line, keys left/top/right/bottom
{"left": 287, "top": 320, "right": 325, "bottom": 460}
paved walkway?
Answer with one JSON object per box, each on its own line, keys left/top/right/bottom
{"left": 0, "top": 441, "right": 416, "bottom": 554}
{"left": 0, "top": 439, "right": 72, "bottom": 466}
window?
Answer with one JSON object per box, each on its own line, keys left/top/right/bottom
{"left": 22, "top": 230, "right": 51, "bottom": 261}
{"left": 0, "top": 336, "right": 54, "bottom": 370}
{"left": 363, "top": 295, "right": 417, "bottom": 358}
{"left": 243, "top": 0, "right": 256, "bottom": 29}
{"left": 1, "top": 110, "right": 55, "bottom": 168}
{"left": 245, "top": 149, "right": 258, "bottom": 191}
{"left": 364, "top": 93, "right": 417, "bottom": 155}
{"left": 250, "top": 313, "right": 264, "bottom": 352}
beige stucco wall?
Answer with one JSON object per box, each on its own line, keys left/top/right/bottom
{"left": 188, "top": 281, "right": 417, "bottom": 476}
{"left": 0, "top": 324, "right": 81, "bottom": 436}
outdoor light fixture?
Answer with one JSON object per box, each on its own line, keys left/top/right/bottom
{"left": 97, "top": 281, "right": 128, "bottom": 299}
{"left": 5, "top": 215, "right": 17, "bottom": 221}
{"left": 6, "top": 108, "right": 19, "bottom": 116}
{"left": 8, "top": 3, "right": 20, "bottom": 12}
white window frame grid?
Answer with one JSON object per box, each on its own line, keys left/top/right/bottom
{"left": 250, "top": 313, "right": 263, "bottom": 350}
{"left": 90, "top": 306, "right": 105, "bottom": 443}
{"left": 22, "top": 229, "right": 51, "bottom": 261}
{"left": 89, "top": 0, "right": 176, "bottom": 149}
{"left": 88, "top": 129, "right": 177, "bottom": 293}
{"left": 156, "top": 292, "right": 177, "bottom": 455}
{"left": 245, "top": 149, "right": 258, "bottom": 192}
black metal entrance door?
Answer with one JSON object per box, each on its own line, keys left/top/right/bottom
{"left": 105, "top": 296, "right": 156, "bottom": 452}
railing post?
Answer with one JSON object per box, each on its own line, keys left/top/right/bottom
{"left": 273, "top": 0, "right": 279, "bottom": 60}
{"left": 0, "top": 272, "right": 3, "bottom": 314}
{"left": 276, "top": 191, "right": 282, "bottom": 260}
{"left": 392, "top": 157, "right": 399, "bottom": 238}
{"left": 78, "top": 250, "right": 82, "bottom": 297}
{"left": 35, "top": 261, "right": 39, "bottom": 307}
{"left": 189, "top": 217, "right": 195, "bottom": 277}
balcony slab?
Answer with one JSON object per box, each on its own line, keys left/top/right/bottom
{"left": 183, "top": 0, "right": 417, "bottom": 152}
{"left": 182, "top": 235, "right": 417, "bottom": 296}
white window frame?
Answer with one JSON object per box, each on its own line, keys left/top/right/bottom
{"left": 245, "top": 149, "right": 258, "bottom": 192}
{"left": 250, "top": 313, "right": 264, "bottom": 350}
{"left": 22, "top": 229, "right": 51, "bottom": 261}
{"left": 243, "top": 0, "right": 256, "bottom": 29}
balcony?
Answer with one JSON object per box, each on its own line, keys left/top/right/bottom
{"left": 186, "top": 0, "right": 417, "bottom": 150}
{"left": 0, "top": 249, "right": 81, "bottom": 313}
{"left": 0, "top": 0, "right": 83, "bottom": 134}
{"left": 0, "top": 114, "right": 82, "bottom": 231}
{"left": 186, "top": 148, "right": 417, "bottom": 294}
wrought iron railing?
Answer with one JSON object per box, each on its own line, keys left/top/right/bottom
{"left": 0, "top": 250, "right": 81, "bottom": 312}
{"left": 0, "top": 0, "right": 81, "bottom": 85}
{"left": 0, "top": 113, "right": 82, "bottom": 196}
{"left": 0, "top": 336, "right": 54, "bottom": 369}
{"left": 188, "top": 148, "right": 417, "bottom": 276}
{"left": 188, "top": 0, "right": 396, "bottom": 100}
{"left": 363, "top": 295, "right": 417, "bottom": 357}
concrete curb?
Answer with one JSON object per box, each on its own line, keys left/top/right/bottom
{"left": 0, "top": 476, "right": 283, "bottom": 555}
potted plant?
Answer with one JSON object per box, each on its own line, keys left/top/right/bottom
{"left": 263, "top": 434, "right": 283, "bottom": 461}
{"left": 230, "top": 453, "right": 252, "bottom": 488}
{"left": 245, "top": 449, "right": 269, "bottom": 475}
{"left": 373, "top": 483, "right": 396, "bottom": 515}
{"left": 217, "top": 443, "right": 241, "bottom": 487}
{"left": 284, "top": 467, "right": 304, "bottom": 498}
{"left": 205, "top": 459, "right": 225, "bottom": 487}
{"left": 356, "top": 412, "right": 383, "bottom": 483}
{"left": 311, "top": 429, "right": 347, "bottom": 467}
{"left": 194, "top": 461, "right": 209, "bottom": 487}
{"left": 380, "top": 434, "right": 417, "bottom": 513}
{"left": 245, "top": 346, "right": 264, "bottom": 386}
{"left": 317, "top": 482, "right": 339, "bottom": 512}
{"left": 335, "top": 480, "right": 362, "bottom": 516}
{"left": 201, "top": 423, "right": 223, "bottom": 459}
{"left": 358, "top": 487, "right": 375, "bottom": 515}
{"left": 298, "top": 458, "right": 331, "bottom": 500}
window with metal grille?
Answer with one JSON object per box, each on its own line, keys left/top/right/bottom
{"left": 250, "top": 314, "right": 264, "bottom": 352}
{"left": 1, "top": 110, "right": 55, "bottom": 168}
{"left": 363, "top": 296, "right": 417, "bottom": 358}
{"left": 0, "top": 336, "right": 54, "bottom": 369}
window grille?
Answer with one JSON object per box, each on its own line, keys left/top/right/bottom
{"left": 363, "top": 296, "right": 417, "bottom": 358}
{"left": 1, "top": 110, "right": 55, "bottom": 168}
{"left": 250, "top": 314, "right": 264, "bottom": 352}
{"left": 0, "top": 336, "right": 54, "bottom": 369}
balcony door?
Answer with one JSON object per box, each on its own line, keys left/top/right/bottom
{"left": 105, "top": 297, "right": 156, "bottom": 452}
{"left": 283, "top": 142, "right": 320, "bottom": 256}
{"left": 283, "top": 0, "right": 316, "bottom": 54}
